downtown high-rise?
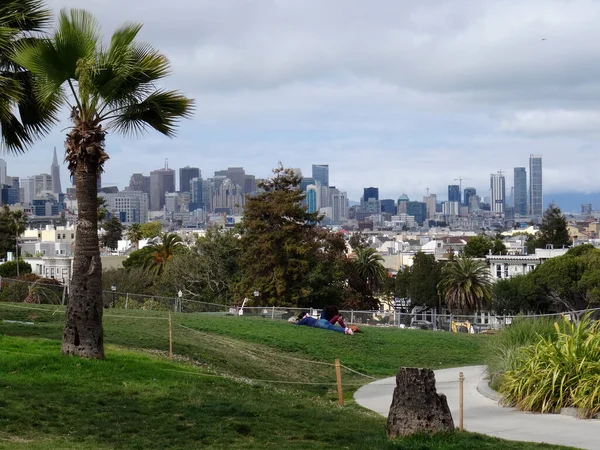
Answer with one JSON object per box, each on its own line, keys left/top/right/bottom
{"left": 490, "top": 171, "right": 506, "bottom": 213}
{"left": 529, "top": 154, "right": 543, "bottom": 217}
{"left": 513, "top": 167, "right": 527, "bottom": 216}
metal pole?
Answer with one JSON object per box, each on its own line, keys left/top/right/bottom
{"left": 459, "top": 371, "right": 464, "bottom": 431}
{"left": 271, "top": 305, "right": 275, "bottom": 320}
{"left": 335, "top": 358, "right": 344, "bottom": 407}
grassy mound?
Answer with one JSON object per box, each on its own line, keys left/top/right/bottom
{"left": 0, "top": 335, "right": 575, "bottom": 449}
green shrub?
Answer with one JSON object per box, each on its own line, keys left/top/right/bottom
{"left": 485, "top": 317, "right": 558, "bottom": 389}
{"left": 500, "top": 314, "right": 600, "bottom": 418}
{"left": 0, "top": 260, "right": 32, "bottom": 277}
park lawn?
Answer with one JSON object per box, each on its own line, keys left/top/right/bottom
{"left": 0, "top": 335, "right": 576, "bottom": 450}
{"left": 0, "top": 304, "right": 487, "bottom": 382}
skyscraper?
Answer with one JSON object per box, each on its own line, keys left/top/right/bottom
{"left": 380, "top": 199, "right": 396, "bottom": 215}
{"left": 306, "top": 185, "right": 319, "bottom": 213}
{"left": 0, "top": 159, "right": 6, "bottom": 186}
{"left": 50, "top": 147, "right": 62, "bottom": 195}
{"left": 179, "top": 166, "right": 200, "bottom": 193}
{"left": 448, "top": 185, "right": 460, "bottom": 203}
{"left": 490, "top": 171, "right": 506, "bottom": 213}
{"left": 150, "top": 166, "right": 175, "bottom": 211}
{"left": 463, "top": 187, "right": 476, "bottom": 209}
{"left": 423, "top": 194, "right": 437, "bottom": 220}
{"left": 226, "top": 167, "right": 246, "bottom": 192}
{"left": 513, "top": 167, "right": 527, "bottom": 216}
{"left": 312, "top": 164, "right": 329, "bottom": 187}
{"left": 189, "top": 177, "right": 203, "bottom": 211}
{"left": 127, "top": 173, "right": 151, "bottom": 195}
{"left": 529, "top": 154, "right": 543, "bottom": 217}
{"left": 363, "top": 187, "right": 379, "bottom": 202}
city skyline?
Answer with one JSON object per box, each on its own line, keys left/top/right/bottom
{"left": 4, "top": 0, "right": 600, "bottom": 208}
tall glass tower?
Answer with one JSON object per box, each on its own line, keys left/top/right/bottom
{"left": 529, "top": 155, "right": 543, "bottom": 217}
{"left": 513, "top": 167, "right": 527, "bottom": 216}
{"left": 490, "top": 171, "right": 506, "bottom": 213}
{"left": 311, "top": 164, "right": 329, "bottom": 187}
{"left": 448, "top": 185, "right": 460, "bottom": 203}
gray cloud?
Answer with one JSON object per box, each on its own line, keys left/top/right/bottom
{"left": 7, "top": 0, "right": 599, "bottom": 204}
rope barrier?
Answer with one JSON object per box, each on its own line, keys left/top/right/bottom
{"left": 0, "top": 303, "right": 65, "bottom": 313}
{"left": 340, "top": 364, "right": 378, "bottom": 379}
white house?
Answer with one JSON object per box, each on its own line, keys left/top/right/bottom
{"left": 486, "top": 248, "right": 570, "bottom": 281}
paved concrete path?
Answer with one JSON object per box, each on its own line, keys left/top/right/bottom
{"left": 354, "top": 365, "right": 600, "bottom": 450}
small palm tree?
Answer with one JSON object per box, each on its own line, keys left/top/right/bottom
{"left": 8, "top": 208, "right": 28, "bottom": 276}
{"left": 125, "top": 223, "right": 143, "bottom": 251}
{"left": 437, "top": 254, "right": 492, "bottom": 314}
{"left": 144, "top": 232, "right": 184, "bottom": 276}
{"left": 351, "top": 247, "right": 387, "bottom": 308}
{"left": 13, "top": 9, "right": 193, "bottom": 358}
{"left": 0, "top": 0, "right": 55, "bottom": 151}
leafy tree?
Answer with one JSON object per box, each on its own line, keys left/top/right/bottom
{"left": 0, "top": 260, "right": 32, "bottom": 277}
{"left": 348, "top": 232, "right": 369, "bottom": 251}
{"left": 237, "top": 165, "right": 327, "bottom": 306}
{"left": 14, "top": 9, "right": 193, "bottom": 358}
{"left": 490, "top": 275, "right": 549, "bottom": 315}
{"left": 102, "top": 267, "right": 155, "bottom": 296}
{"left": 0, "top": 0, "right": 55, "bottom": 151}
{"left": 437, "top": 254, "right": 492, "bottom": 314}
{"left": 464, "top": 235, "right": 507, "bottom": 258}
{"left": 408, "top": 252, "right": 441, "bottom": 309}
{"left": 143, "top": 232, "right": 184, "bottom": 276}
{"left": 527, "top": 204, "right": 572, "bottom": 253}
{"left": 140, "top": 221, "right": 162, "bottom": 239}
{"left": 158, "top": 227, "right": 241, "bottom": 305}
{"left": 529, "top": 248, "right": 600, "bottom": 314}
{"left": 125, "top": 223, "right": 143, "bottom": 251}
{"left": 122, "top": 246, "right": 155, "bottom": 270}
{"left": 394, "top": 267, "right": 411, "bottom": 300}
{"left": 101, "top": 216, "right": 123, "bottom": 250}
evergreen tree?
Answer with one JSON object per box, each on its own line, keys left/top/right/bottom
{"left": 238, "top": 165, "right": 328, "bottom": 306}
{"left": 101, "top": 216, "right": 123, "bottom": 250}
{"left": 407, "top": 252, "right": 441, "bottom": 309}
{"left": 537, "top": 204, "right": 572, "bottom": 249}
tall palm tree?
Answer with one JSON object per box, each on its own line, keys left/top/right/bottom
{"left": 8, "top": 208, "right": 27, "bottom": 276}
{"left": 125, "top": 223, "right": 143, "bottom": 251}
{"left": 437, "top": 254, "right": 492, "bottom": 314}
{"left": 144, "top": 232, "right": 184, "bottom": 276}
{"left": 0, "top": 0, "right": 55, "bottom": 151}
{"left": 14, "top": 9, "right": 194, "bottom": 358}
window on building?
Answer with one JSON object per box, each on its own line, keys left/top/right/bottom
{"left": 496, "top": 264, "right": 502, "bottom": 278}
{"left": 71, "top": 234, "right": 74, "bottom": 239}
{"left": 504, "top": 263, "right": 509, "bottom": 278}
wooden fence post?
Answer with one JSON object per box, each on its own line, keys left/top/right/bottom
{"left": 459, "top": 371, "right": 464, "bottom": 431}
{"left": 168, "top": 313, "right": 173, "bottom": 360}
{"left": 335, "top": 358, "right": 344, "bottom": 407}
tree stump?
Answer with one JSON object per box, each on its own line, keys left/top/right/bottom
{"left": 387, "top": 367, "right": 454, "bottom": 438}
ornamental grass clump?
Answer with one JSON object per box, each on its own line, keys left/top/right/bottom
{"left": 500, "top": 313, "right": 600, "bottom": 418}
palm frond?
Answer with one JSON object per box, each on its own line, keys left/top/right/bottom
{"left": 0, "top": 0, "right": 52, "bottom": 33}
{"left": 107, "top": 89, "right": 193, "bottom": 137}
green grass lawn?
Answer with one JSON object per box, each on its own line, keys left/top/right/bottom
{"left": 0, "top": 335, "right": 576, "bottom": 450}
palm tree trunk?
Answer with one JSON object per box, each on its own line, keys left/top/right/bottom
{"left": 61, "top": 157, "right": 104, "bottom": 358}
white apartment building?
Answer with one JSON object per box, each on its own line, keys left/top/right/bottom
{"left": 486, "top": 247, "right": 569, "bottom": 281}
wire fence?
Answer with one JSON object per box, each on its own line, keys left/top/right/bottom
{"left": 1, "top": 276, "right": 599, "bottom": 334}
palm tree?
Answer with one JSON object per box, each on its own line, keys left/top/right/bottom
{"left": 125, "top": 223, "right": 143, "bottom": 251}
{"left": 437, "top": 254, "right": 492, "bottom": 314}
{"left": 8, "top": 208, "right": 28, "bottom": 276}
{"left": 13, "top": 9, "right": 194, "bottom": 358}
{"left": 351, "top": 247, "right": 387, "bottom": 308}
{"left": 143, "top": 232, "right": 184, "bottom": 277}
{"left": 0, "top": 0, "right": 55, "bottom": 151}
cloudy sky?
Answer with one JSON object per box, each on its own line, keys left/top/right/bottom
{"left": 5, "top": 0, "right": 600, "bottom": 203}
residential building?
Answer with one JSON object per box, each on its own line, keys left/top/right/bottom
{"left": 102, "top": 191, "right": 149, "bottom": 224}
{"left": 529, "top": 154, "right": 543, "bottom": 217}
{"left": 50, "top": 147, "right": 62, "bottom": 195}
{"left": 149, "top": 167, "right": 175, "bottom": 211}
{"left": 312, "top": 164, "right": 329, "bottom": 187}
{"left": 490, "top": 171, "right": 506, "bottom": 214}
{"left": 514, "top": 167, "right": 527, "bottom": 216}
{"left": 486, "top": 247, "right": 569, "bottom": 281}
{"left": 179, "top": 166, "right": 200, "bottom": 194}
{"left": 448, "top": 185, "right": 460, "bottom": 203}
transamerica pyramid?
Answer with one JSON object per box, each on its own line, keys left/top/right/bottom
{"left": 51, "top": 147, "right": 62, "bottom": 196}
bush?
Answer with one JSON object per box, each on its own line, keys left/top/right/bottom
{"left": 485, "top": 317, "right": 558, "bottom": 389}
{"left": 0, "top": 260, "right": 32, "bottom": 277}
{"left": 499, "top": 314, "right": 600, "bottom": 418}
{"left": 0, "top": 275, "right": 63, "bottom": 304}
